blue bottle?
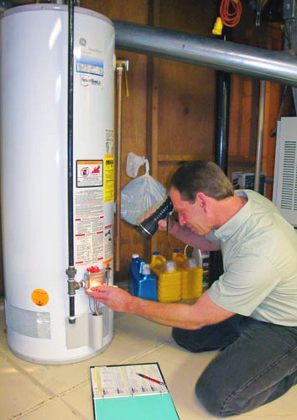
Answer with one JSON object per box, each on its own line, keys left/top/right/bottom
{"left": 129, "top": 254, "right": 144, "bottom": 295}
{"left": 135, "top": 264, "right": 157, "bottom": 301}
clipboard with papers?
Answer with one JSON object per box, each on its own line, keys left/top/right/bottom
{"left": 90, "top": 362, "right": 179, "bottom": 420}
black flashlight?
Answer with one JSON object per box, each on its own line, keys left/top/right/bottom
{"left": 137, "top": 197, "right": 173, "bottom": 239}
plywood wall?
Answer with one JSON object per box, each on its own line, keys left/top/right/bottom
{"left": 82, "top": 0, "right": 284, "bottom": 281}
{"left": 0, "top": 0, "right": 284, "bottom": 295}
{"left": 82, "top": 0, "right": 219, "bottom": 279}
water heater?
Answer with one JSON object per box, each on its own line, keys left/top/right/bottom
{"left": 0, "top": 4, "right": 115, "bottom": 363}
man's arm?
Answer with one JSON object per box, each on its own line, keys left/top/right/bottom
{"left": 166, "top": 218, "right": 220, "bottom": 251}
{"left": 86, "top": 285, "right": 234, "bottom": 329}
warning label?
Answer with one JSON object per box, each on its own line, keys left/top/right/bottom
{"left": 76, "top": 160, "right": 103, "bottom": 188}
{"left": 104, "top": 155, "right": 114, "bottom": 202}
{"left": 74, "top": 188, "right": 104, "bottom": 265}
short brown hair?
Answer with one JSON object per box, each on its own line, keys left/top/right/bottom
{"left": 169, "top": 160, "right": 234, "bottom": 202}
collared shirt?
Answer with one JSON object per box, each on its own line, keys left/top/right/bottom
{"left": 208, "top": 190, "right": 297, "bottom": 326}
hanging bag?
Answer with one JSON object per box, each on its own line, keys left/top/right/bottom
{"left": 121, "top": 154, "right": 166, "bottom": 225}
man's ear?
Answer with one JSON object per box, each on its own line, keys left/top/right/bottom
{"left": 196, "top": 192, "right": 208, "bottom": 212}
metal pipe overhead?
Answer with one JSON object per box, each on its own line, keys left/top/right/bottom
{"left": 114, "top": 21, "right": 297, "bottom": 87}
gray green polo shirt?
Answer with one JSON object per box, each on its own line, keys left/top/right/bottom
{"left": 207, "top": 190, "right": 297, "bottom": 326}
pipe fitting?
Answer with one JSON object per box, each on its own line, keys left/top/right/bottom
{"left": 66, "top": 266, "right": 78, "bottom": 297}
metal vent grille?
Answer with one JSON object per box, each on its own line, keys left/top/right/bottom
{"left": 280, "top": 141, "right": 297, "bottom": 211}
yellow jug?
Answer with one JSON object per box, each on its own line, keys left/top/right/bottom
{"left": 157, "top": 260, "right": 182, "bottom": 303}
{"left": 182, "top": 257, "right": 203, "bottom": 299}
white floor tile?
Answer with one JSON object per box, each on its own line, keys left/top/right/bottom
{"left": 0, "top": 354, "right": 51, "bottom": 419}
{"left": 61, "top": 382, "right": 95, "bottom": 420}
{"left": 1, "top": 306, "right": 297, "bottom": 419}
{"left": 17, "top": 398, "right": 86, "bottom": 420}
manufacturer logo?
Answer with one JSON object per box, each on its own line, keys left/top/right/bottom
{"left": 80, "top": 75, "right": 102, "bottom": 87}
{"left": 79, "top": 37, "right": 87, "bottom": 46}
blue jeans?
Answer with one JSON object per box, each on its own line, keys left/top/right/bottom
{"left": 172, "top": 315, "right": 297, "bottom": 417}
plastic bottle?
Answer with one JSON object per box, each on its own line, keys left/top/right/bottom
{"left": 172, "top": 248, "right": 187, "bottom": 267}
{"left": 150, "top": 251, "right": 166, "bottom": 272}
{"left": 157, "top": 260, "right": 182, "bottom": 302}
{"left": 172, "top": 248, "right": 190, "bottom": 300}
{"left": 182, "top": 257, "right": 203, "bottom": 299}
{"left": 129, "top": 254, "right": 144, "bottom": 295}
{"left": 134, "top": 264, "right": 157, "bottom": 301}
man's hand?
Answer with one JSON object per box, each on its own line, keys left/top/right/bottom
{"left": 139, "top": 208, "right": 172, "bottom": 232}
{"left": 158, "top": 217, "right": 170, "bottom": 231}
{"left": 86, "top": 284, "right": 234, "bottom": 329}
{"left": 86, "top": 284, "right": 133, "bottom": 312}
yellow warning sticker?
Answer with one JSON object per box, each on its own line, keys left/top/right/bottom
{"left": 104, "top": 155, "right": 114, "bottom": 202}
{"left": 32, "top": 289, "right": 49, "bottom": 306}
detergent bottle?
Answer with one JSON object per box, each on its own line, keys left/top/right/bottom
{"left": 172, "top": 248, "right": 191, "bottom": 300}
{"left": 134, "top": 264, "right": 157, "bottom": 301}
{"left": 129, "top": 254, "right": 144, "bottom": 295}
{"left": 157, "top": 260, "right": 182, "bottom": 302}
{"left": 172, "top": 248, "right": 187, "bottom": 266}
{"left": 183, "top": 257, "right": 203, "bottom": 299}
{"left": 150, "top": 251, "right": 166, "bottom": 273}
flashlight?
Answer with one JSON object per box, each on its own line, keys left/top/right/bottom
{"left": 137, "top": 197, "right": 173, "bottom": 239}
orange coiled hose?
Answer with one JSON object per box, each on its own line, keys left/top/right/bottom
{"left": 220, "top": 0, "right": 242, "bottom": 28}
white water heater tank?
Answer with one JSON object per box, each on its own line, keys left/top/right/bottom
{"left": 0, "top": 4, "right": 115, "bottom": 363}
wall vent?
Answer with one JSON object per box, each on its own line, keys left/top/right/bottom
{"left": 273, "top": 117, "right": 297, "bottom": 227}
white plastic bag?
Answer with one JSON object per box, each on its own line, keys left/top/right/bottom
{"left": 121, "top": 159, "right": 166, "bottom": 225}
{"left": 126, "top": 152, "right": 146, "bottom": 178}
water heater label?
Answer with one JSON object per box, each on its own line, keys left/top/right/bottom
{"left": 76, "top": 58, "right": 104, "bottom": 77}
{"left": 77, "top": 160, "right": 103, "bottom": 188}
{"left": 76, "top": 35, "right": 105, "bottom": 88}
{"left": 74, "top": 188, "right": 104, "bottom": 265}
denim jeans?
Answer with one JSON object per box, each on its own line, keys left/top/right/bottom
{"left": 172, "top": 315, "right": 297, "bottom": 417}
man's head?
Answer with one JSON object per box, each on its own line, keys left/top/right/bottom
{"left": 168, "top": 161, "right": 234, "bottom": 235}
{"left": 169, "top": 160, "right": 234, "bottom": 202}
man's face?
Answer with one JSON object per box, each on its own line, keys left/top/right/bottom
{"left": 169, "top": 187, "right": 212, "bottom": 236}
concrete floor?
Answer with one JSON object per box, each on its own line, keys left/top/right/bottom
{"left": 1, "top": 299, "right": 297, "bottom": 419}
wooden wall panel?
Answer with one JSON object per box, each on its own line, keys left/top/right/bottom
{"left": 229, "top": 20, "right": 283, "bottom": 196}
{"left": 156, "top": 0, "right": 217, "bottom": 165}
{"left": 81, "top": 0, "right": 151, "bottom": 278}
{"left": 0, "top": 1, "right": 285, "bottom": 295}
{"left": 148, "top": 0, "right": 217, "bottom": 260}
{"left": 228, "top": 76, "right": 259, "bottom": 170}
{"left": 83, "top": 0, "right": 148, "bottom": 23}
{"left": 157, "top": 60, "right": 215, "bottom": 158}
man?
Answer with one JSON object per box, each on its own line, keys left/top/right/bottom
{"left": 87, "top": 160, "right": 297, "bottom": 417}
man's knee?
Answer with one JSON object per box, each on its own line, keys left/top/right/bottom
{"left": 195, "top": 374, "right": 228, "bottom": 417}
{"left": 172, "top": 328, "right": 200, "bottom": 352}
{"left": 196, "top": 369, "right": 257, "bottom": 418}
{"left": 195, "top": 367, "right": 247, "bottom": 417}
{"left": 172, "top": 328, "right": 186, "bottom": 347}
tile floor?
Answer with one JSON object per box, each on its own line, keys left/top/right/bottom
{"left": 1, "top": 298, "right": 297, "bottom": 419}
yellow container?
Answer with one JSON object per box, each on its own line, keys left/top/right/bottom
{"left": 150, "top": 252, "right": 166, "bottom": 271}
{"left": 182, "top": 258, "right": 203, "bottom": 299}
{"left": 172, "top": 249, "right": 191, "bottom": 300}
{"left": 172, "top": 249, "right": 187, "bottom": 266}
{"left": 172, "top": 250, "right": 203, "bottom": 300}
{"left": 155, "top": 260, "right": 182, "bottom": 303}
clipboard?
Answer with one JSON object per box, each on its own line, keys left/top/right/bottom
{"left": 90, "top": 362, "right": 179, "bottom": 420}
